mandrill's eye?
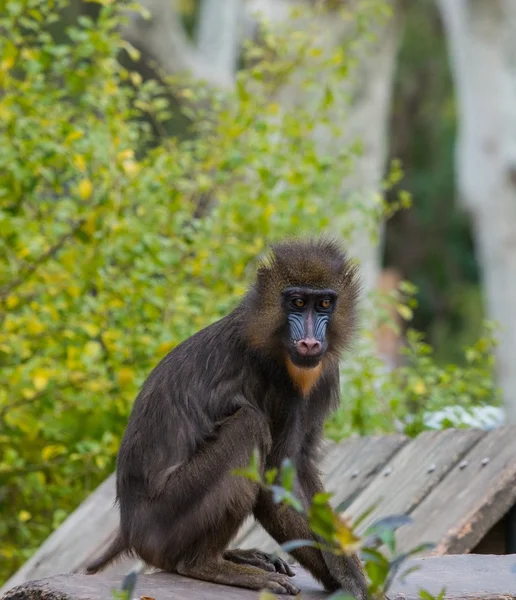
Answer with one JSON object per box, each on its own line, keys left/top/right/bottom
{"left": 291, "top": 298, "right": 305, "bottom": 309}
{"left": 319, "top": 298, "right": 332, "bottom": 309}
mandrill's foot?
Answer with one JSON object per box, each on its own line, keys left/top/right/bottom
{"left": 224, "top": 548, "right": 295, "bottom": 576}
{"left": 176, "top": 558, "right": 300, "bottom": 595}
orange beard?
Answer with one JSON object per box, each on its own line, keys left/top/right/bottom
{"left": 286, "top": 358, "right": 324, "bottom": 397}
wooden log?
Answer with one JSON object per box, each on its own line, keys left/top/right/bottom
{"left": 2, "top": 555, "right": 516, "bottom": 600}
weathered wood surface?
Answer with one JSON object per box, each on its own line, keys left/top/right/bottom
{"left": 3, "top": 556, "right": 516, "bottom": 600}
{"left": 234, "top": 433, "right": 409, "bottom": 553}
{"left": 345, "top": 429, "right": 486, "bottom": 535}
{"left": 397, "top": 425, "right": 516, "bottom": 555}
{"left": 3, "top": 427, "right": 516, "bottom": 595}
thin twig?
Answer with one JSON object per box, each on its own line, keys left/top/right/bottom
{"left": 0, "top": 218, "right": 85, "bottom": 299}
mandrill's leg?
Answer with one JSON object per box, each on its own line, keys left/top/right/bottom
{"left": 223, "top": 548, "right": 295, "bottom": 575}
{"left": 176, "top": 558, "right": 299, "bottom": 595}
{"left": 172, "top": 490, "right": 299, "bottom": 595}
{"left": 128, "top": 406, "right": 300, "bottom": 595}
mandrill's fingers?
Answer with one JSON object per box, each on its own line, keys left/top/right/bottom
{"left": 224, "top": 549, "right": 275, "bottom": 572}
{"left": 224, "top": 549, "right": 295, "bottom": 576}
{"left": 176, "top": 559, "right": 300, "bottom": 595}
{"left": 263, "top": 573, "right": 300, "bottom": 595}
{"left": 255, "top": 551, "right": 295, "bottom": 576}
{"left": 273, "top": 556, "right": 295, "bottom": 577}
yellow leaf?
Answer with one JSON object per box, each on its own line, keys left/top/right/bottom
{"left": 73, "top": 154, "right": 87, "bottom": 173}
{"left": 122, "top": 160, "right": 140, "bottom": 177}
{"left": 264, "top": 204, "right": 276, "bottom": 218}
{"left": 78, "top": 178, "right": 93, "bottom": 200}
{"left": 82, "top": 214, "right": 97, "bottom": 236}
{"left": 1, "top": 56, "right": 15, "bottom": 70}
{"left": 95, "top": 455, "right": 106, "bottom": 469}
{"left": 19, "top": 510, "right": 31, "bottom": 522}
{"left": 34, "top": 471, "right": 46, "bottom": 485}
{"left": 334, "top": 515, "right": 361, "bottom": 552}
{"left": 157, "top": 341, "right": 174, "bottom": 355}
{"left": 117, "top": 368, "right": 135, "bottom": 388}
{"left": 87, "top": 380, "right": 106, "bottom": 392}
{"left": 66, "top": 130, "right": 83, "bottom": 143}
{"left": 396, "top": 305, "right": 413, "bottom": 321}
{"left": 32, "top": 374, "right": 49, "bottom": 391}
{"left": 69, "top": 370, "right": 86, "bottom": 383}
{"left": 84, "top": 341, "right": 102, "bottom": 358}
{"left": 117, "top": 149, "right": 134, "bottom": 161}
{"left": 42, "top": 444, "right": 66, "bottom": 461}
{"left": 130, "top": 71, "right": 142, "bottom": 87}
{"left": 68, "top": 285, "right": 81, "bottom": 298}
{"left": 82, "top": 323, "right": 100, "bottom": 337}
{"left": 26, "top": 318, "right": 45, "bottom": 335}
{"left": 5, "top": 295, "right": 19, "bottom": 309}
{"left": 412, "top": 379, "right": 427, "bottom": 395}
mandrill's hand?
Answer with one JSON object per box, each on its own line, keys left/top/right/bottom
{"left": 224, "top": 548, "right": 295, "bottom": 576}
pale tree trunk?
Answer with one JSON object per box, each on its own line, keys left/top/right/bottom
{"left": 438, "top": 0, "right": 516, "bottom": 422}
{"left": 122, "top": 0, "right": 240, "bottom": 88}
{"left": 248, "top": 0, "right": 404, "bottom": 298}
{"left": 335, "top": 1, "right": 403, "bottom": 297}
{"left": 196, "top": 0, "right": 243, "bottom": 75}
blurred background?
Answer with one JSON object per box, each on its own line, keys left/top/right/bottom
{"left": 1, "top": 0, "right": 515, "bottom": 585}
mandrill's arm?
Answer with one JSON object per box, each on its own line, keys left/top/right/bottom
{"left": 253, "top": 423, "right": 367, "bottom": 599}
{"left": 296, "top": 426, "right": 368, "bottom": 600}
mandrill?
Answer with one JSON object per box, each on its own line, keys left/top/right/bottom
{"left": 86, "top": 237, "right": 367, "bottom": 598}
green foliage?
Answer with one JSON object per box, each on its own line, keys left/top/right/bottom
{"left": 327, "top": 285, "right": 500, "bottom": 439}
{"left": 0, "top": 0, "right": 394, "bottom": 582}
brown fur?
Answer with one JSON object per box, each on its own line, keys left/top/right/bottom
{"left": 84, "top": 237, "right": 367, "bottom": 598}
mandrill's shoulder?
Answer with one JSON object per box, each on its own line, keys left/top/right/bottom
{"left": 147, "top": 310, "right": 250, "bottom": 387}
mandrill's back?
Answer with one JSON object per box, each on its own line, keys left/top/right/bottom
{"left": 115, "top": 306, "right": 253, "bottom": 500}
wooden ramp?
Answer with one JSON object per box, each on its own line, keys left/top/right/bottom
{"left": 3, "top": 426, "right": 516, "bottom": 594}
{"left": 3, "top": 556, "right": 516, "bottom": 600}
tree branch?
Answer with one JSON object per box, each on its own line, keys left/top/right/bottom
{"left": 0, "top": 219, "right": 86, "bottom": 299}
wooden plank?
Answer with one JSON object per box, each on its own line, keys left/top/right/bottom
{"left": 345, "top": 428, "right": 486, "bottom": 536}
{"left": 234, "top": 434, "right": 409, "bottom": 552}
{"left": 322, "top": 433, "right": 409, "bottom": 505}
{"left": 392, "top": 554, "right": 516, "bottom": 600}
{"left": 3, "top": 556, "right": 516, "bottom": 600}
{"left": 396, "top": 425, "right": 516, "bottom": 555}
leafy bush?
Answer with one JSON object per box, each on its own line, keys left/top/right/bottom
{"left": 328, "top": 285, "right": 500, "bottom": 438}
{"left": 0, "top": 0, "right": 394, "bottom": 581}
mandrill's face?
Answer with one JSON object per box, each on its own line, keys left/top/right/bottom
{"left": 281, "top": 286, "right": 338, "bottom": 369}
